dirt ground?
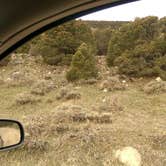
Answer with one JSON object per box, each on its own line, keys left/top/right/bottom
{"left": 0, "top": 55, "right": 165, "bottom": 166}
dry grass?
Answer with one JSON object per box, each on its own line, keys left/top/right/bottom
{"left": 99, "top": 76, "right": 127, "bottom": 92}
{"left": 0, "top": 56, "right": 165, "bottom": 166}
{"left": 31, "top": 80, "right": 56, "bottom": 96}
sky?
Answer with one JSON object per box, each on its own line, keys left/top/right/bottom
{"left": 80, "top": 0, "right": 166, "bottom": 21}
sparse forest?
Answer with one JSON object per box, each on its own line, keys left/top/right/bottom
{"left": 107, "top": 16, "right": 166, "bottom": 80}
{"left": 15, "top": 16, "right": 166, "bottom": 80}
{"left": 0, "top": 16, "right": 166, "bottom": 166}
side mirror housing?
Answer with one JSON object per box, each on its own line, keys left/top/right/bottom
{"left": 0, "top": 119, "right": 24, "bottom": 151}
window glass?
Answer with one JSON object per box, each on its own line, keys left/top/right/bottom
{"left": 0, "top": 0, "right": 165, "bottom": 165}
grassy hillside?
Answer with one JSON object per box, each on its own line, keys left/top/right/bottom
{"left": 0, "top": 55, "right": 165, "bottom": 166}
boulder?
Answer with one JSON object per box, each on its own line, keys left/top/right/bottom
{"left": 114, "top": 146, "right": 141, "bottom": 166}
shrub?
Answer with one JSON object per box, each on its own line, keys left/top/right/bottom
{"left": 31, "top": 80, "right": 56, "bottom": 96}
{"left": 99, "top": 76, "right": 126, "bottom": 91}
{"left": 143, "top": 80, "right": 166, "bottom": 94}
{"left": 66, "top": 67, "right": 80, "bottom": 81}
{"left": 94, "top": 96, "right": 124, "bottom": 113}
{"left": 114, "top": 51, "right": 140, "bottom": 77}
{"left": 60, "top": 54, "right": 73, "bottom": 66}
{"left": 56, "top": 87, "right": 81, "bottom": 100}
{"left": 15, "top": 93, "right": 41, "bottom": 105}
{"left": 23, "top": 139, "right": 49, "bottom": 152}
{"left": 65, "top": 91, "right": 81, "bottom": 100}
{"left": 113, "top": 41, "right": 165, "bottom": 78}
{"left": 40, "top": 46, "right": 63, "bottom": 65}
{"left": 107, "top": 16, "right": 166, "bottom": 79}
{"left": 66, "top": 43, "right": 98, "bottom": 82}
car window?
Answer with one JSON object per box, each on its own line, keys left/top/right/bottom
{"left": 0, "top": 0, "right": 165, "bottom": 165}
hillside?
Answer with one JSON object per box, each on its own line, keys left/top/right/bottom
{"left": 85, "top": 20, "right": 129, "bottom": 29}
{"left": 0, "top": 55, "right": 165, "bottom": 165}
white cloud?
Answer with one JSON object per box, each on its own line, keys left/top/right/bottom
{"left": 80, "top": 0, "right": 166, "bottom": 21}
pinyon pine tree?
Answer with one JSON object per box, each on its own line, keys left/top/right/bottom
{"left": 66, "top": 43, "right": 98, "bottom": 82}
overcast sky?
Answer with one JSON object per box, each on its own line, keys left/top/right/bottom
{"left": 80, "top": 0, "right": 166, "bottom": 21}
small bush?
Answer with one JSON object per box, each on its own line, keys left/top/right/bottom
{"left": 70, "top": 112, "right": 87, "bottom": 122}
{"left": 93, "top": 96, "right": 124, "bottom": 113}
{"left": 87, "top": 113, "right": 112, "bottom": 124}
{"left": 40, "top": 46, "right": 63, "bottom": 65}
{"left": 65, "top": 91, "right": 81, "bottom": 100}
{"left": 56, "top": 87, "right": 69, "bottom": 100}
{"left": 55, "top": 124, "right": 69, "bottom": 134}
{"left": 23, "top": 139, "right": 49, "bottom": 152}
{"left": 99, "top": 76, "right": 126, "bottom": 91}
{"left": 16, "top": 93, "right": 41, "bottom": 105}
{"left": 143, "top": 80, "right": 166, "bottom": 94}
{"left": 31, "top": 80, "right": 56, "bottom": 96}
{"left": 56, "top": 87, "right": 81, "bottom": 100}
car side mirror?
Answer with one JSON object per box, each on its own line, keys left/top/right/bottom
{"left": 0, "top": 119, "right": 24, "bottom": 151}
